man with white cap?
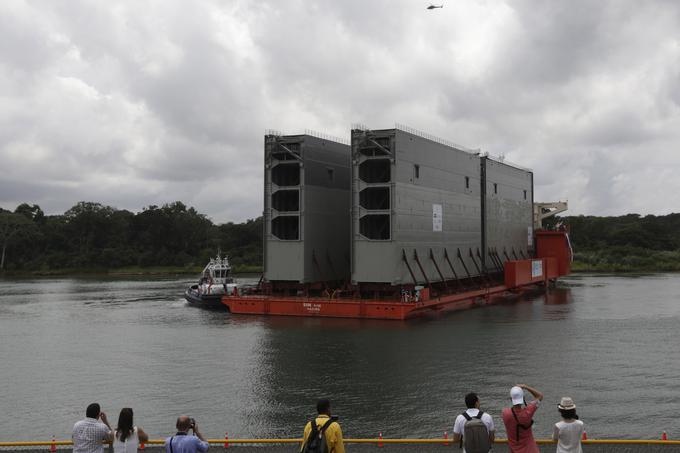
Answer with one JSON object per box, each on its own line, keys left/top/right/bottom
{"left": 501, "top": 384, "right": 543, "bottom": 453}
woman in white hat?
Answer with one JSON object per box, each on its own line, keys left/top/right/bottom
{"left": 552, "top": 397, "right": 584, "bottom": 453}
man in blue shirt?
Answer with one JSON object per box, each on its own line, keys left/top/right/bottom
{"left": 165, "top": 416, "right": 209, "bottom": 453}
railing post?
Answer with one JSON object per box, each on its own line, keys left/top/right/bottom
{"left": 224, "top": 432, "right": 229, "bottom": 449}
{"left": 378, "top": 432, "right": 383, "bottom": 448}
{"left": 50, "top": 436, "right": 56, "bottom": 453}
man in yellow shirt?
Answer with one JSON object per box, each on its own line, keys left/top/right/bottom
{"left": 300, "top": 399, "right": 345, "bottom": 453}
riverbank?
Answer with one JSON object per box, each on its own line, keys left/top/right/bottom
{"left": 571, "top": 258, "right": 680, "bottom": 272}
{"left": 4, "top": 263, "right": 678, "bottom": 277}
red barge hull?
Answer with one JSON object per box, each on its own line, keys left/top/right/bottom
{"left": 222, "top": 230, "right": 572, "bottom": 320}
{"left": 223, "top": 284, "right": 545, "bottom": 320}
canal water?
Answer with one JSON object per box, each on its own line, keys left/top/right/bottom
{"left": 0, "top": 274, "right": 679, "bottom": 441}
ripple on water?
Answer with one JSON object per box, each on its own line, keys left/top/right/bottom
{"left": 1, "top": 274, "right": 680, "bottom": 440}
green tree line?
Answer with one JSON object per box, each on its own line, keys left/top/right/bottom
{"left": 3, "top": 202, "right": 679, "bottom": 274}
{"left": 0, "top": 202, "right": 262, "bottom": 274}
{"left": 549, "top": 213, "right": 680, "bottom": 271}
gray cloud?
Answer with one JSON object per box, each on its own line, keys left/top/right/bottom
{"left": 1, "top": 0, "right": 680, "bottom": 222}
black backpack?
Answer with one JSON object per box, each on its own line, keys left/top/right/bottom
{"left": 301, "top": 417, "right": 337, "bottom": 453}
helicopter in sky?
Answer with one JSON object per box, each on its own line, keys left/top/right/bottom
{"left": 427, "top": 4, "right": 444, "bottom": 9}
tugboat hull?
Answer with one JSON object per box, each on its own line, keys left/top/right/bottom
{"left": 184, "top": 288, "right": 228, "bottom": 310}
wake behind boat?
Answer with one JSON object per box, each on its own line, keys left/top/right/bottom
{"left": 184, "top": 254, "right": 236, "bottom": 309}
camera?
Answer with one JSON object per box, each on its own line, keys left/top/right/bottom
{"left": 190, "top": 418, "right": 196, "bottom": 429}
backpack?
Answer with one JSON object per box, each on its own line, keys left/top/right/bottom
{"left": 461, "top": 411, "right": 491, "bottom": 453}
{"left": 301, "top": 417, "right": 336, "bottom": 453}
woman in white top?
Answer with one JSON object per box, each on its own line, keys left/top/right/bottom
{"left": 552, "top": 397, "right": 584, "bottom": 453}
{"left": 113, "top": 408, "right": 149, "bottom": 453}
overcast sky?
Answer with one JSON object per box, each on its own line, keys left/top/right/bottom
{"left": 1, "top": 0, "right": 679, "bottom": 223}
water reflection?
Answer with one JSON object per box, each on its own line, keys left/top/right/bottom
{"left": 250, "top": 317, "right": 451, "bottom": 438}
{"left": 538, "top": 287, "right": 574, "bottom": 320}
{"left": 543, "top": 287, "right": 572, "bottom": 305}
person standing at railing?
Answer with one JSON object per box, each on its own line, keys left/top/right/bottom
{"left": 502, "top": 384, "right": 544, "bottom": 453}
{"left": 552, "top": 398, "right": 584, "bottom": 453}
{"left": 165, "top": 416, "right": 208, "bottom": 453}
{"left": 72, "top": 403, "right": 113, "bottom": 453}
{"left": 113, "top": 408, "right": 149, "bottom": 453}
{"left": 452, "top": 392, "right": 495, "bottom": 453}
{"left": 300, "top": 399, "right": 345, "bottom": 453}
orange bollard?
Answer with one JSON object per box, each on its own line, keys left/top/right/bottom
{"left": 582, "top": 431, "right": 587, "bottom": 440}
{"left": 378, "top": 432, "right": 383, "bottom": 448}
{"left": 662, "top": 431, "right": 668, "bottom": 441}
{"left": 443, "top": 431, "right": 449, "bottom": 446}
{"left": 224, "top": 432, "right": 229, "bottom": 449}
{"left": 50, "top": 436, "right": 56, "bottom": 453}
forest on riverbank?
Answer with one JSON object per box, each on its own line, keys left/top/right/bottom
{"left": 0, "top": 202, "right": 261, "bottom": 274}
{"left": 550, "top": 213, "right": 680, "bottom": 272}
{"left": 2, "top": 202, "right": 679, "bottom": 274}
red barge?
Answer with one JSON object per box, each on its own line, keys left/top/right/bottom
{"left": 222, "top": 230, "right": 571, "bottom": 320}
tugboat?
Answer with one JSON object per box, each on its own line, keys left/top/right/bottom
{"left": 184, "top": 253, "right": 236, "bottom": 309}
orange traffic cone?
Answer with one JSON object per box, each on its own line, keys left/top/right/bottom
{"left": 378, "top": 432, "right": 383, "bottom": 448}
{"left": 50, "top": 436, "right": 56, "bottom": 453}
{"left": 443, "top": 431, "right": 449, "bottom": 446}
{"left": 582, "top": 431, "right": 587, "bottom": 440}
{"left": 662, "top": 431, "right": 668, "bottom": 441}
{"left": 224, "top": 432, "right": 229, "bottom": 448}
{"left": 139, "top": 442, "right": 145, "bottom": 451}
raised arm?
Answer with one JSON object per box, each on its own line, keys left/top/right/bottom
{"left": 192, "top": 423, "right": 207, "bottom": 442}
{"left": 517, "top": 384, "right": 544, "bottom": 401}
{"left": 99, "top": 412, "right": 114, "bottom": 442}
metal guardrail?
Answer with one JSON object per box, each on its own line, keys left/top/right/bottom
{"left": 2, "top": 438, "right": 680, "bottom": 447}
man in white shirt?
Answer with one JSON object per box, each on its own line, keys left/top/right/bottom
{"left": 452, "top": 392, "right": 495, "bottom": 453}
{"left": 72, "top": 403, "right": 113, "bottom": 453}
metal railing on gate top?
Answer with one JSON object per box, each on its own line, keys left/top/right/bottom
{"left": 2, "top": 438, "right": 680, "bottom": 447}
